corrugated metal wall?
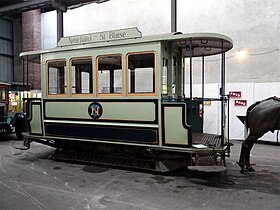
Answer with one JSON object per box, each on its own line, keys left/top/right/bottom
{"left": 0, "top": 18, "right": 13, "bottom": 83}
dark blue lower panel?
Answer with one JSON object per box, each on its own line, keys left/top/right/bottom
{"left": 45, "top": 123, "right": 158, "bottom": 144}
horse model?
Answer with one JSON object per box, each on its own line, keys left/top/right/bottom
{"left": 238, "top": 96, "right": 280, "bottom": 174}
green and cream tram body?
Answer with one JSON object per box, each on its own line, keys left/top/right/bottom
{"left": 20, "top": 28, "right": 233, "bottom": 172}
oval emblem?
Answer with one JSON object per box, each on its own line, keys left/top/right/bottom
{"left": 88, "top": 102, "right": 103, "bottom": 119}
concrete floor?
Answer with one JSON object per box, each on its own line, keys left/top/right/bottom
{"left": 0, "top": 134, "right": 279, "bottom": 210}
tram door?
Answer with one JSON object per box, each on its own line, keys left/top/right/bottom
{"left": 161, "top": 52, "right": 189, "bottom": 146}
{"left": 173, "top": 53, "right": 203, "bottom": 133}
{"left": 182, "top": 55, "right": 203, "bottom": 133}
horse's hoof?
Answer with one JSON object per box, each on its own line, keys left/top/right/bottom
{"left": 240, "top": 169, "right": 249, "bottom": 174}
{"left": 246, "top": 166, "right": 255, "bottom": 172}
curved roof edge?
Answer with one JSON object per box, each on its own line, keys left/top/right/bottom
{"left": 20, "top": 31, "right": 233, "bottom": 59}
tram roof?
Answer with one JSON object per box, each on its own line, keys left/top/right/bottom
{"left": 20, "top": 28, "right": 233, "bottom": 63}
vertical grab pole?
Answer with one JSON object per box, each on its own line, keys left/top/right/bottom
{"left": 183, "top": 58, "right": 185, "bottom": 98}
{"left": 189, "top": 39, "right": 193, "bottom": 100}
{"left": 201, "top": 55, "right": 205, "bottom": 131}
{"left": 188, "top": 39, "right": 193, "bottom": 147}
{"left": 202, "top": 55, "right": 205, "bottom": 99}
{"left": 220, "top": 40, "right": 225, "bottom": 145}
{"left": 227, "top": 95, "right": 230, "bottom": 144}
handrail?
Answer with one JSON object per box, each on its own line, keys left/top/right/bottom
{"left": 162, "top": 97, "right": 222, "bottom": 103}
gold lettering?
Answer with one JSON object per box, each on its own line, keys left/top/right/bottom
{"left": 90, "top": 106, "right": 100, "bottom": 116}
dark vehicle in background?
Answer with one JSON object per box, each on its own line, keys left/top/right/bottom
{"left": 0, "top": 82, "right": 29, "bottom": 139}
{"left": 0, "top": 82, "right": 13, "bottom": 135}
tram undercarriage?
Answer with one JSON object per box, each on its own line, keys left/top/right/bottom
{"left": 20, "top": 131, "right": 231, "bottom": 173}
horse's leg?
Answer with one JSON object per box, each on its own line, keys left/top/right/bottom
{"left": 245, "top": 142, "right": 255, "bottom": 172}
{"left": 238, "top": 144, "right": 245, "bottom": 172}
{"left": 239, "top": 137, "right": 249, "bottom": 174}
{"left": 245, "top": 140, "right": 256, "bottom": 172}
{"left": 239, "top": 134, "right": 256, "bottom": 174}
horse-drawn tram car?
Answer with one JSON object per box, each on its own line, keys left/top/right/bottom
{"left": 19, "top": 27, "right": 233, "bottom": 172}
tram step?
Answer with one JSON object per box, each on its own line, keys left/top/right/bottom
{"left": 194, "top": 152, "right": 225, "bottom": 166}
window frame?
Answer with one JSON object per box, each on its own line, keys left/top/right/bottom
{"left": 96, "top": 54, "right": 124, "bottom": 97}
{"left": 46, "top": 59, "right": 68, "bottom": 97}
{"left": 126, "top": 51, "right": 157, "bottom": 97}
{"left": 70, "top": 57, "right": 94, "bottom": 98}
{"left": 0, "top": 85, "right": 8, "bottom": 102}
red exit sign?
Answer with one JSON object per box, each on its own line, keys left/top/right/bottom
{"left": 229, "top": 91, "right": 241, "bottom": 98}
{"left": 235, "top": 100, "right": 247, "bottom": 106}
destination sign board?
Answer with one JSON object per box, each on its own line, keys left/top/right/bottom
{"left": 58, "top": 27, "right": 142, "bottom": 47}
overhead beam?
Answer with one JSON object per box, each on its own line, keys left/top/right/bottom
{"left": 0, "top": 0, "right": 50, "bottom": 14}
{"left": 51, "top": 0, "right": 67, "bottom": 12}
{"left": 0, "top": 0, "right": 111, "bottom": 15}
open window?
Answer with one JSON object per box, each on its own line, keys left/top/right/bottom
{"left": 47, "top": 60, "right": 67, "bottom": 96}
{"left": 127, "top": 52, "right": 156, "bottom": 95}
{"left": 97, "top": 55, "right": 123, "bottom": 95}
{"left": 71, "top": 58, "right": 93, "bottom": 95}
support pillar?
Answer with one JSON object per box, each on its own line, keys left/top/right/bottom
{"left": 57, "top": 9, "right": 64, "bottom": 42}
{"left": 22, "top": 9, "right": 41, "bottom": 90}
{"left": 171, "top": 0, "right": 177, "bottom": 32}
{"left": 51, "top": 0, "right": 66, "bottom": 43}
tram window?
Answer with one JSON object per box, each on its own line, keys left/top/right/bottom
{"left": 47, "top": 60, "right": 67, "bottom": 95}
{"left": 71, "top": 58, "right": 93, "bottom": 94}
{"left": 97, "top": 55, "right": 122, "bottom": 94}
{"left": 127, "top": 52, "right": 155, "bottom": 94}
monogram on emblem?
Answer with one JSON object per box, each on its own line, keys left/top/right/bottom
{"left": 88, "top": 102, "right": 103, "bottom": 119}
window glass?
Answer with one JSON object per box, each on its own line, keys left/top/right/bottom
{"left": 128, "top": 53, "right": 155, "bottom": 94}
{"left": 71, "top": 58, "right": 93, "bottom": 94}
{"left": 98, "top": 55, "right": 122, "bottom": 94}
{"left": 47, "top": 60, "right": 67, "bottom": 95}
